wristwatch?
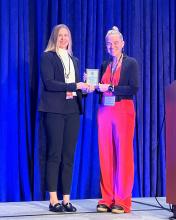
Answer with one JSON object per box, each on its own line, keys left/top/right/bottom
{"left": 108, "top": 85, "right": 114, "bottom": 92}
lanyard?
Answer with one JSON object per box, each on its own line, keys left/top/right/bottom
{"left": 58, "top": 54, "right": 71, "bottom": 79}
{"left": 110, "top": 53, "right": 123, "bottom": 84}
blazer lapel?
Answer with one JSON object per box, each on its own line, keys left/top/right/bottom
{"left": 70, "top": 56, "right": 79, "bottom": 82}
{"left": 53, "top": 52, "right": 80, "bottom": 83}
{"left": 54, "top": 52, "right": 65, "bottom": 82}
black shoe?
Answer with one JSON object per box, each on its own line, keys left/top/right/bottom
{"left": 111, "top": 204, "right": 124, "bottom": 214}
{"left": 97, "top": 204, "right": 111, "bottom": 212}
{"left": 49, "top": 203, "right": 65, "bottom": 212}
{"left": 62, "top": 202, "right": 77, "bottom": 212}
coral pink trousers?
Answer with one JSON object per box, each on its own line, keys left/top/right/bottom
{"left": 97, "top": 100, "right": 135, "bottom": 212}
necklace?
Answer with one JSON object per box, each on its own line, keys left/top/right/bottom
{"left": 58, "top": 54, "right": 71, "bottom": 79}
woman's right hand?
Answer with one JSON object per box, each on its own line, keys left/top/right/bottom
{"left": 97, "top": 83, "right": 110, "bottom": 92}
{"left": 76, "top": 82, "right": 89, "bottom": 91}
{"left": 76, "top": 82, "right": 95, "bottom": 93}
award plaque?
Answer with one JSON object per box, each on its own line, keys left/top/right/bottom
{"left": 86, "top": 69, "right": 99, "bottom": 86}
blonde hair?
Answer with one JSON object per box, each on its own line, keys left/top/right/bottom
{"left": 105, "top": 26, "right": 123, "bottom": 41}
{"left": 44, "top": 24, "right": 72, "bottom": 55}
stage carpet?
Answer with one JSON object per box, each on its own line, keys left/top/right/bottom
{"left": 0, "top": 197, "right": 173, "bottom": 219}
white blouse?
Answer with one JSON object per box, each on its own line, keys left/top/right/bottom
{"left": 56, "top": 48, "right": 76, "bottom": 96}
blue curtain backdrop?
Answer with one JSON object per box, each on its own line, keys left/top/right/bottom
{"left": 0, "top": 0, "right": 176, "bottom": 201}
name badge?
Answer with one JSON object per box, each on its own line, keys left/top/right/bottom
{"left": 102, "top": 92, "right": 115, "bottom": 106}
{"left": 66, "top": 92, "right": 74, "bottom": 100}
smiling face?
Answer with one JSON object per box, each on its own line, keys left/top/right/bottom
{"left": 106, "top": 33, "right": 124, "bottom": 57}
{"left": 56, "top": 27, "right": 70, "bottom": 50}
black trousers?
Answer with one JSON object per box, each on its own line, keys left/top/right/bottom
{"left": 44, "top": 112, "right": 80, "bottom": 194}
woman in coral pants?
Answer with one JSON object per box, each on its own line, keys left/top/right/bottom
{"left": 97, "top": 26, "right": 139, "bottom": 214}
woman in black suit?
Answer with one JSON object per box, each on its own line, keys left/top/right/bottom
{"left": 38, "top": 24, "right": 91, "bottom": 212}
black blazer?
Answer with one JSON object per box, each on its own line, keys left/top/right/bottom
{"left": 100, "top": 54, "right": 139, "bottom": 102}
{"left": 38, "top": 51, "right": 83, "bottom": 114}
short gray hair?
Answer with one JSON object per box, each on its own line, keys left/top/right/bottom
{"left": 105, "top": 26, "right": 123, "bottom": 41}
